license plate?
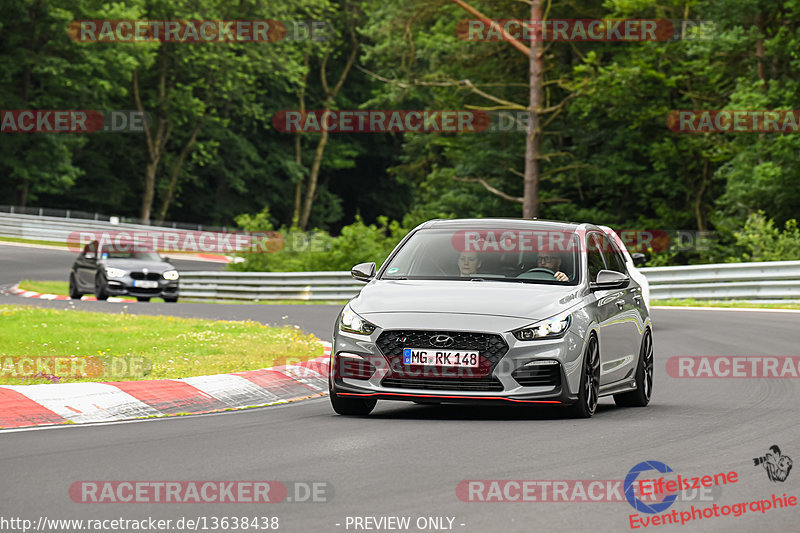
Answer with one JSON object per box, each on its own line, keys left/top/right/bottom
{"left": 133, "top": 280, "right": 158, "bottom": 288}
{"left": 403, "top": 348, "right": 479, "bottom": 367}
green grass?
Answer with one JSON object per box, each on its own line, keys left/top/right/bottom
{"left": 0, "top": 236, "right": 70, "bottom": 248}
{"left": 0, "top": 305, "right": 325, "bottom": 385}
{"left": 18, "top": 280, "right": 69, "bottom": 295}
{"left": 17, "top": 279, "right": 172, "bottom": 302}
{"left": 652, "top": 298, "right": 800, "bottom": 310}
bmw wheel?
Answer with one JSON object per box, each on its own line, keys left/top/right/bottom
{"left": 94, "top": 275, "right": 109, "bottom": 301}
{"left": 69, "top": 274, "right": 82, "bottom": 300}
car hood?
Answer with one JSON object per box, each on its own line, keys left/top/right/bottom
{"left": 352, "top": 279, "right": 582, "bottom": 322}
{"left": 99, "top": 259, "right": 173, "bottom": 272}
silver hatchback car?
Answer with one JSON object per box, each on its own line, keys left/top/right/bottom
{"left": 329, "top": 219, "right": 653, "bottom": 418}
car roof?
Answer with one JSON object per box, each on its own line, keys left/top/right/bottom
{"left": 420, "top": 218, "right": 599, "bottom": 232}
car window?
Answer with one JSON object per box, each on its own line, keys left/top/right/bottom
{"left": 586, "top": 233, "right": 607, "bottom": 281}
{"left": 601, "top": 234, "right": 627, "bottom": 274}
{"left": 381, "top": 228, "right": 580, "bottom": 285}
{"left": 82, "top": 241, "right": 97, "bottom": 259}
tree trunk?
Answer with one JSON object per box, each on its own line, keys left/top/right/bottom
{"left": 135, "top": 52, "right": 170, "bottom": 225}
{"left": 141, "top": 161, "right": 158, "bottom": 224}
{"left": 523, "top": 0, "right": 544, "bottom": 218}
{"left": 17, "top": 179, "right": 29, "bottom": 208}
{"left": 297, "top": 43, "right": 358, "bottom": 230}
{"left": 157, "top": 117, "right": 203, "bottom": 224}
{"left": 695, "top": 158, "right": 709, "bottom": 232}
{"left": 291, "top": 54, "right": 310, "bottom": 228}
{"left": 291, "top": 133, "right": 304, "bottom": 227}
{"left": 298, "top": 118, "right": 330, "bottom": 229}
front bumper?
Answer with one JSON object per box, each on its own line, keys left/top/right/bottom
{"left": 330, "top": 320, "right": 586, "bottom": 405}
{"left": 105, "top": 277, "right": 179, "bottom": 298}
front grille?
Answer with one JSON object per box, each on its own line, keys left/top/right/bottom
{"left": 131, "top": 272, "right": 161, "bottom": 281}
{"left": 512, "top": 362, "right": 561, "bottom": 387}
{"left": 381, "top": 377, "right": 504, "bottom": 392}
{"left": 128, "top": 288, "right": 161, "bottom": 295}
{"left": 376, "top": 330, "right": 509, "bottom": 379}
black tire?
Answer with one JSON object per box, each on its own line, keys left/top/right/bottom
{"left": 69, "top": 274, "right": 82, "bottom": 300}
{"left": 329, "top": 389, "right": 377, "bottom": 416}
{"left": 614, "top": 329, "right": 653, "bottom": 407}
{"left": 163, "top": 297, "right": 178, "bottom": 303}
{"left": 94, "top": 276, "right": 109, "bottom": 301}
{"left": 136, "top": 296, "right": 151, "bottom": 302}
{"left": 569, "top": 335, "right": 600, "bottom": 418}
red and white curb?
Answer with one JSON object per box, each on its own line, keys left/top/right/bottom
{"left": 4, "top": 284, "right": 135, "bottom": 303}
{"left": 0, "top": 343, "right": 333, "bottom": 429}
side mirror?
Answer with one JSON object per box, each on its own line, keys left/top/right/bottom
{"left": 590, "top": 269, "right": 630, "bottom": 291}
{"left": 351, "top": 262, "right": 376, "bottom": 282}
{"left": 631, "top": 252, "right": 647, "bottom": 267}
{"left": 162, "top": 256, "right": 171, "bottom": 263}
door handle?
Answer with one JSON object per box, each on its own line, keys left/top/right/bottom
{"left": 615, "top": 300, "right": 625, "bottom": 310}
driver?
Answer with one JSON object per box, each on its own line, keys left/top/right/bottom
{"left": 457, "top": 251, "right": 482, "bottom": 277}
{"left": 536, "top": 253, "right": 569, "bottom": 282}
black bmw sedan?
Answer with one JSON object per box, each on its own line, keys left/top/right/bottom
{"left": 69, "top": 240, "right": 179, "bottom": 302}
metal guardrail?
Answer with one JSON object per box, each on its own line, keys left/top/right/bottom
{"left": 179, "top": 271, "right": 363, "bottom": 301}
{"left": 2, "top": 211, "right": 798, "bottom": 302}
{"left": 641, "top": 261, "right": 800, "bottom": 300}
{"left": 0, "top": 209, "right": 230, "bottom": 238}
{"left": 177, "top": 261, "right": 800, "bottom": 302}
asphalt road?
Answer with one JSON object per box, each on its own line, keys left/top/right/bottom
{"left": 0, "top": 243, "right": 340, "bottom": 339}
{"left": 1, "top": 244, "right": 799, "bottom": 533}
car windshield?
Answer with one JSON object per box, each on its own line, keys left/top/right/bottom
{"left": 381, "top": 227, "right": 581, "bottom": 285}
{"left": 102, "top": 250, "right": 162, "bottom": 261}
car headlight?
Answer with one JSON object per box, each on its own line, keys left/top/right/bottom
{"left": 105, "top": 267, "right": 127, "bottom": 278}
{"left": 513, "top": 314, "right": 571, "bottom": 341}
{"left": 339, "top": 303, "right": 377, "bottom": 335}
{"left": 162, "top": 270, "right": 179, "bottom": 280}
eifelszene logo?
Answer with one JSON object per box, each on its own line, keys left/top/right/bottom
{"left": 625, "top": 461, "right": 678, "bottom": 514}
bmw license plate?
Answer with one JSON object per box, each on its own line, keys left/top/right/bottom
{"left": 403, "top": 348, "right": 479, "bottom": 367}
{"left": 133, "top": 280, "right": 158, "bottom": 288}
